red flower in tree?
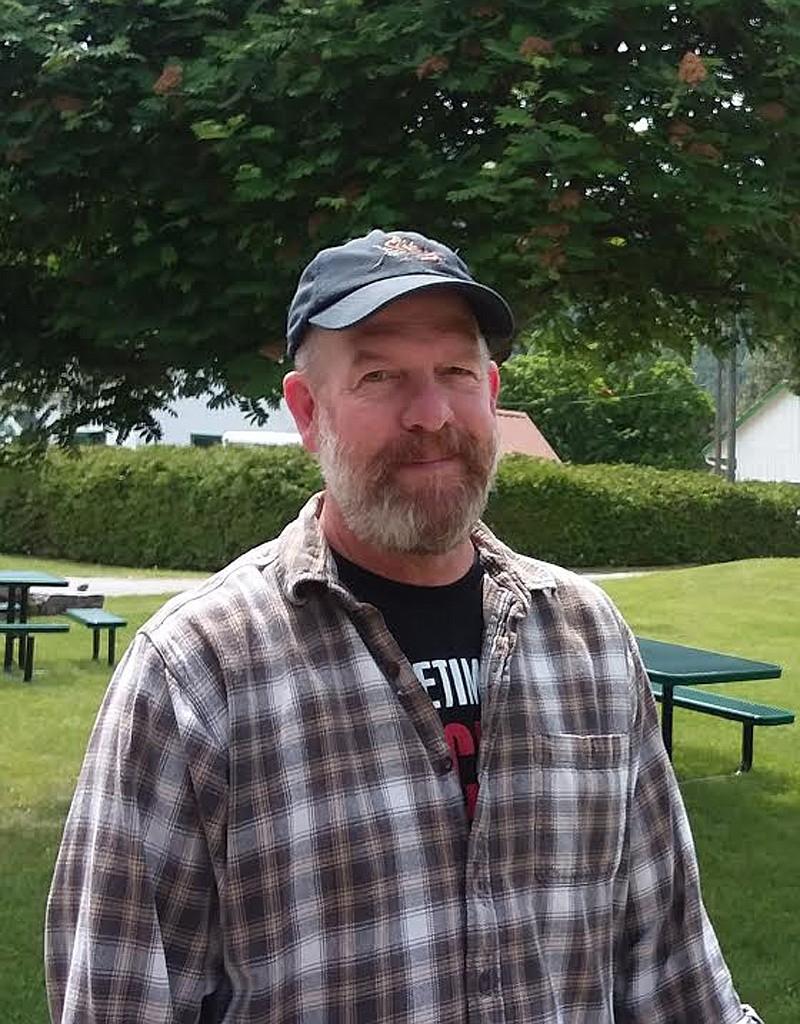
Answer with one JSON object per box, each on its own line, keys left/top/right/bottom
{"left": 677, "top": 52, "right": 707, "bottom": 86}
{"left": 532, "top": 223, "right": 570, "bottom": 239}
{"left": 539, "top": 248, "right": 566, "bottom": 270}
{"left": 686, "top": 142, "right": 722, "bottom": 161}
{"left": 548, "top": 188, "right": 582, "bottom": 212}
{"left": 416, "top": 56, "right": 449, "bottom": 79}
{"left": 519, "top": 36, "right": 554, "bottom": 58}
{"left": 756, "top": 102, "right": 787, "bottom": 122}
{"left": 668, "top": 120, "right": 694, "bottom": 147}
{"left": 153, "top": 63, "right": 184, "bottom": 96}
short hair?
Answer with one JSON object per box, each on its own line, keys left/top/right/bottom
{"left": 292, "top": 324, "right": 491, "bottom": 384}
{"left": 291, "top": 326, "right": 328, "bottom": 383}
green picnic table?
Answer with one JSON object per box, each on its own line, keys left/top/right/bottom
{"left": 635, "top": 636, "right": 786, "bottom": 768}
{"left": 0, "top": 569, "right": 69, "bottom": 672}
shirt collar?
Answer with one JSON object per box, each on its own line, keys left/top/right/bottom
{"left": 278, "top": 492, "right": 558, "bottom": 605}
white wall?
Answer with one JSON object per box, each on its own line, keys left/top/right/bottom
{"left": 120, "top": 396, "right": 299, "bottom": 447}
{"left": 723, "top": 389, "right": 800, "bottom": 483}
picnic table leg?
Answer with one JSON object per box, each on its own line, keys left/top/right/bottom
{"left": 4, "top": 584, "right": 18, "bottom": 671}
{"left": 23, "top": 635, "right": 35, "bottom": 682}
{"left": 661, "top": 682, "right": 674, "bottom": 760}
{"left": 92, "top": 628, "right": 100, "bottom": 661}
{"left": 738, "top": 724, "right": 755, "bottom": 774}
{"left": 108, "top": 629, "right": 116, "bottom": 666}
{"left": 17, "top": 584, "right": 30, "bottom": 669}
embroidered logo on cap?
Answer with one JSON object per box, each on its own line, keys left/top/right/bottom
{"left": 377, "top": 235, "right": 443, "bottom": 263}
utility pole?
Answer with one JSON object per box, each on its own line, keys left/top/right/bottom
{"left": 725, "top": 344, "right": 738, "bottom": 483}
{"left": 713, "top": 356, "right": 724, "bottom": 476}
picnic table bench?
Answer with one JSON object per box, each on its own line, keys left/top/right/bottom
{"left": 65, "top": 608, "right": 127, "bottom": 665}
{"left": 0, "top": 622, "right": 70, "bottom": 681}
{"left": 648, "top": 681, "right": 795, "bottom": 773}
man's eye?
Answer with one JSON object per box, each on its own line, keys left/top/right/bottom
{"left": 442, "top": 366, "right": 475, "bottom": 378}
{"left": 360, "top": 370, "right": 391, "bottom": 383}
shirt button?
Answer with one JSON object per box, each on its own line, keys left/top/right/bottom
{"left": 477, "top": 969, "right": 494, "bottom": 995}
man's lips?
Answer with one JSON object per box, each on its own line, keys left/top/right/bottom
{"left": 391, "top": 447, "right": 461, "bottom": 463}
{"left": 393, "top": 454, "right": 461, "bottom": 471}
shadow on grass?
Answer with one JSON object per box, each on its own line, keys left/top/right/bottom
{"left": 0, "top": 819, "right": 63, "bottom": 1024}
{"left": 666, "top": 741, "right": 800, "bottom": 1023}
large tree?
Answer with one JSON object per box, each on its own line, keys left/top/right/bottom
{"left": 500, "top": 351, "right": 714, "bottom": 468}
{"left": 2, "top": 0, "right": 799, "bottom": 439}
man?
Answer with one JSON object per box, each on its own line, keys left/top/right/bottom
{"left": 46, "top": 229, "right": 763, "bottom": 1023}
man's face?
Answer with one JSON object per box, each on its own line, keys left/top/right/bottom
{"left": 302, "top": 290, "right": 500, "bottom": 555}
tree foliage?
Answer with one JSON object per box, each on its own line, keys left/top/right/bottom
{"left": 739, "top": 343, "right": 797, "bottom": 407}
{"left": 499, "top": 352, "right": 714, "bottom": 468}
{"left": 2, "top": 0, "right": 799, "bottom": 437}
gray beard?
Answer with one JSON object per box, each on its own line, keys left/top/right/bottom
{"left": 316, "top": 413, "right": 499, "bottom": 555}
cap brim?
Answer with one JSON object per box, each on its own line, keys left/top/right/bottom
{"left": 308, "top": 274, "right": 515, "bottom": 356}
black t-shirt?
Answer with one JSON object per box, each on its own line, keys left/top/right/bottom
{"left": 333, "top": 550, "right": 484, "bottom": 821}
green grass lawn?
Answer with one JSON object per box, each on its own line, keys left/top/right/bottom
{"left": 1, "top": 559, "right": 797, "bottom": 1022}
{"left": 601, "top": 558, "right": 800, "bottom": 1022}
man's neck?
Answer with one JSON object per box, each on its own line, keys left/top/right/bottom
{"left": 319, "top": 494, "right": 477, "bottom": 586}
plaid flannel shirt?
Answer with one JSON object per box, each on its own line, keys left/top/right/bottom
{"left": 46, "top": 494, "right": 762, "bottom": 1023}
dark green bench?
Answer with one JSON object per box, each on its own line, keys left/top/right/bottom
{"left": 649, "top": 681, "right": 795, "bottom": 773}
{"left": 65, "top": 608, "right": 127, "bottom": 665}
{"left": 0, "top": 622, "right": 70, "bottom": 681}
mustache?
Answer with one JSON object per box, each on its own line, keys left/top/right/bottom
{"left": 377, "top": 426, "right": 471, "bottom": 464}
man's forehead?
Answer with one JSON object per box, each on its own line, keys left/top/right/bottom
{"left": 297, "top": 290, "right": 485, "bottom": 376}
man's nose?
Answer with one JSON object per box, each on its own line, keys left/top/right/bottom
{"left": 399, "top": 379, "right": 454, "bottom": 433}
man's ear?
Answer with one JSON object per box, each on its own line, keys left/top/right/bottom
{"left": 488, "top": 361, "right": 500, "bottom": 411}
{"left": 283, "top": 371, "right": 319, "bottom": 453}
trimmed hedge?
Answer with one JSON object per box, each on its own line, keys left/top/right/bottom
{"left": 0, "top": 445, "right": 322, "bottom": 571}
{"left": 0, "top": 447, "right": 798, "bottom": 570}
{"left": 485, "top": 456, "right": 800, "bottom": 567}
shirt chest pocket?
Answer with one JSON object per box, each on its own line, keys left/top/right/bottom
{"left": 531, "top": 733, "right": 629, "bottom": 886}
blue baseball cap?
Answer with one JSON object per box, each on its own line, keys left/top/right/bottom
{"left": 286, "top": 229, "right": 515, "bottom": 360}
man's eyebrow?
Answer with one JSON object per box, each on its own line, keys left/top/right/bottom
{"left": 352, "top": 321, "right": 405, "bottom": 341}
{"left": 349, "top": 346, "right": 391, "bottom": 367}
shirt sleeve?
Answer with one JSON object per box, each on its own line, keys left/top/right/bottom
{"left": 45, "top": 632, "right": 227, "bottom": 1023}
{"left": 613, "top": 634, "right": 763, "bottom": 1023}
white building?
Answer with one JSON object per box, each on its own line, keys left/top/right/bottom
{"left": 709, "top": 382, "right": 800, "bottom": 483}
{"left": 80, "top": 395, "right": 301, "bottom": 448}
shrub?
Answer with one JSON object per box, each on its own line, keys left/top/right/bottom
{"left": 0, "top": 445, "right": 322, "bottom": 570}
{"left": 0, "top": 447, "right": 797, "bottom": 570}
{"left": 485, "top": 457, "right": 800, "bottom": 566}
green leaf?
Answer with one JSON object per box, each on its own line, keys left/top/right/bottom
{"left": 495, "top": 106, "right": 534, "bottom": 128}
{"left": 190, "top": 117, "right": 245, "bottom": 140}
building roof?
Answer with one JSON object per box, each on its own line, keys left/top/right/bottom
{"left": 732, "top": 380, "right": 793, "bottom": 432}
{"left": 496, "top": 408, "right": 560, "bottom": 461}
{"left": 701, "top": 380, "right": 794, "bottom": 455}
